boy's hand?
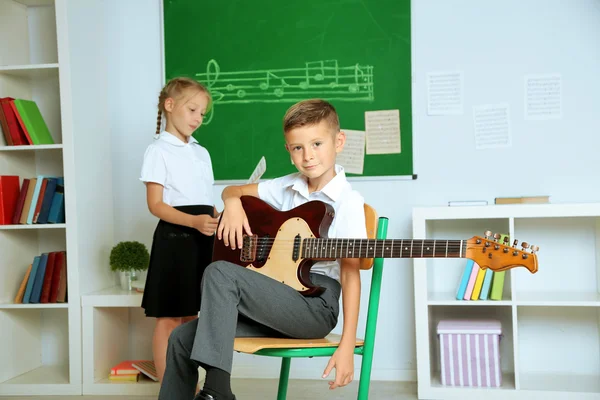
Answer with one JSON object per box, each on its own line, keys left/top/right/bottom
{"left": 191, "top": 215, "right": 219, "bottom": 236}
{"left": 217, "top": 198, "right": 253, "bottom": 249}
{"left": 322, "top": 345, "right": 355, "bottom": 390}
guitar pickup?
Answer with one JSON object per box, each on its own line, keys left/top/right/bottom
{"left": 240, "top": 235, "right": 258, "bottom": 262}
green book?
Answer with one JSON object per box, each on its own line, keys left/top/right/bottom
{"left": 13, "top": 99, "right": 55, "bottom": 145}
{"left": 489, "top": 234, "right": 509, "bottom": 300}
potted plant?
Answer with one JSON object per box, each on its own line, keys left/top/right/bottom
{"left": 109, "top": 241, "right": 150, "bottom": 291}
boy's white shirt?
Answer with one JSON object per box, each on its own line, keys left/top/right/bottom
{"left": 140, "top": 130, "right": 215, "bottom": 207}
{"left": 258, "top": 164, "right": 367, "bottom": 282}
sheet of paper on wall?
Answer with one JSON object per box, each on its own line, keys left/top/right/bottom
{"left": 337, "top": 129, "right": 365, "bottom": 174}
{"left": 472, "top": 103, "right": 511, "bottom": 150}
{"left": 247, "top": 156, "right": 266, "bottom": 183}
{"left": 364, "top": 109, "right": 401, "bottom": 154}
{"left": 525, "top": 73, "right": 561, "bottom": 120}
{"left": 427, "top": 71, "right": 463, "bottom": 115}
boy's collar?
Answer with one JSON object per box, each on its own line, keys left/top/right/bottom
{"left": 286, "top": 165, "right": 347, "bottom": 201}
{"left": 157, "top": 130, "right": 198, "bottom": 146}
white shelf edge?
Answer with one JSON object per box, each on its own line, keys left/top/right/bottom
{"left": 0, "top": 144, "right": 63, "bottom": 151}
{"left": 83, "top": 380, "right": 159, "bottom": 396}
{"left": 82, "top": 286, "right": 143, "bottom": 307}
{"left": 0, "top": 223, "right": 66, "bottom": 230}
{"left": 428, "top": 300, "right": 514, "bottom": 306}
{"left": 0, "top": 63, "right": 58, "bottom": 71}
{"left": 0, "top": 303, "right": 68, "bottom": 309}
{"left": 413, "top": 202, "right": 600, "bottom": 220}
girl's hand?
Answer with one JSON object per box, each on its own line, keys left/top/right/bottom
{"left": 322, "top": 345, "right": 355, "bottom": 390}
{"left": 217, "top": 198, "right": 253, "bottom": 250}
{"left": 191, "top": 214, "right": 219, "bottom": 236}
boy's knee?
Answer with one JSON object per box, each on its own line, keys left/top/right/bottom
{"left": 203, "top": 261, "right": 234, "bottom": 283}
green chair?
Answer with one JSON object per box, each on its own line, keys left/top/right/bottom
{"left": 233, "top": 204, "right": 388, "bottom": 399}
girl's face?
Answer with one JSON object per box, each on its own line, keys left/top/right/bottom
{"left": 164, "top": 89, "right": 209, "bottom": 142}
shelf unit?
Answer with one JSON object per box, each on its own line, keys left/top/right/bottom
{"left": 0, "top": 0, "right": 81, "bottom": 395}
{"left": 413, "top": 203, "right": 600, "bottom": 400}
{"left": 81, "top": 288, "right": 159, "bottom": 396}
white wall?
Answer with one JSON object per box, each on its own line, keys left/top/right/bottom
{"left": 103, "top": 0, "right": 600, "bottom": 381}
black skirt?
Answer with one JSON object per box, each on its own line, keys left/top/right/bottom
{"left": 142, "top": 205, "right": 215, "bottom": 318}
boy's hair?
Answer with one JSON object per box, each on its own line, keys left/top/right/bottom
{"left": 156, "top": 77, "right": 212, "bottom": 135}
{"left": 283, "top": 99, "right": 340, "bottom": 134}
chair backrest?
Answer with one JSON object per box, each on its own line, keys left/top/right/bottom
{"left": 360, "top": 203, "right": 378, "bottom": 270}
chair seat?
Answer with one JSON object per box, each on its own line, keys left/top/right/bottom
{"left": 234, "top": 334, "right": 365, "bottom": 354}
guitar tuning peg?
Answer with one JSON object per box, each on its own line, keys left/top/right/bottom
{"left": 521, "top": 241, "right": 529, "bottom": 251}
{"left": 493, "top": 233, "right": 501, "bottom": 241}
{"left": 484, "top": 230, "right": 492, "bottom": 238}
{"left": 530, "top": 244, "right": 539, "bottom": 254}
{"left": 503, "top": 236, "right": 510, "bottom": 245}
{"left": 512, "top": 239, "right": 518, "bottom": 247}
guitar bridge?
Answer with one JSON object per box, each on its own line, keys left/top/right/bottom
{"left": 240, "top": 235, "right": 258, "bottom": 262}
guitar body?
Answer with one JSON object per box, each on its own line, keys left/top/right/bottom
{"left": 212, "top": 196, "right": 335, "bottom": 296}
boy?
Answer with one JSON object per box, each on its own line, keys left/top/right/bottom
{"left": 159, "top": 99, "right": 367, "bottom": 400}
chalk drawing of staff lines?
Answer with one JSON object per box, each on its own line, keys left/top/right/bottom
{"left": 195, "top": 59, "right": 374, "bottom": 124}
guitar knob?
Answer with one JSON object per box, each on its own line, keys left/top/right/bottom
{"left": 521, "top": 242, "right": 529, "bottom": 250}
{"left": 493, "top": 233, "right": 501, "bottom": 241}
{"left": 530, "top": 244, "right": 539, "bottom": 254}
{"left": 485, "top": 230, "right": 492, "bottom": 238}
{"left": 513, "top": 239, "right": 518, "bottom": 247}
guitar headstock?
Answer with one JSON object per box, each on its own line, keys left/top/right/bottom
{"left": 465, "top": 231, "right": 539, "bottom": 273}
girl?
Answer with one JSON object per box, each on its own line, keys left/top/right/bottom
{"left": 140, "top": 77, "right": 219, "bottom": 382}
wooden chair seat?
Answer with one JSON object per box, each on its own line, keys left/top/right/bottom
{"left": 234, "top": 334, "right": 365, "bottom": 354}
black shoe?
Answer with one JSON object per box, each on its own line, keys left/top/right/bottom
{"left": 193, "top": 390, "right": 236, "bottom": 400}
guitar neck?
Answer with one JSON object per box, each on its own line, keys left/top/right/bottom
{"left": 302, "top": 239, "right": 467, "bottom": 259}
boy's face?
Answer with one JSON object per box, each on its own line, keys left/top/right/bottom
{"left": 285, "top": 120, "right": 345, "bottom": 189}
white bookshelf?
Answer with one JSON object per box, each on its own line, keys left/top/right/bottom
{"left": 412, "top": 203, "right": 600, "bottom": 400}
{"left": 81, "top": 288, "right": 159, "bottom": 396}
{"left": 0, "top": 0, "right": 82, "bottom": 395}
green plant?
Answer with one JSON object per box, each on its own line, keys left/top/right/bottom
{"left": 109, "top": 241, "right": 150, "bottom": 272}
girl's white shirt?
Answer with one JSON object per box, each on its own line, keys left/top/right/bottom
{"left": 140, "top": 130, "right": 214, "bottom": 207}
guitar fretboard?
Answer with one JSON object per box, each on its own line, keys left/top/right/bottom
{"left": 301, "top": 239, "right": 467, "bottom": 259}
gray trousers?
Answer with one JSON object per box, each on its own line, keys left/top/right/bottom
{"left": 159, "top": 260, "right": 341, "bottom": 400}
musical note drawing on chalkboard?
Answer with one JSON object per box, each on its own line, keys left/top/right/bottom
{"left": 195, "top": 59, "right": 374, "bottom": 124}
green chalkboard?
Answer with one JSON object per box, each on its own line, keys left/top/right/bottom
{"left": 163, "top": 0, "right": 413, "bottom": 181}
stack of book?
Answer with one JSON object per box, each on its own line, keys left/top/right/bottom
{"left": 109, "top": 360, "right": 158, "bottom": 382}
{"left": 0, "top": 175, "right": 65, "bottom": 225}
{"left": 0, "top": 97, "right": 55, "bottom": 146}
{"left": 455, "top": 234, "right": 508, "bottom": 301}
{"left": 14, "top": 251, "right": 67, "bottom": 304}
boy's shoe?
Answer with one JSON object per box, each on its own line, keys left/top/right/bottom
{"left": 194, "top": 390, "right": 236, "bottom": 400}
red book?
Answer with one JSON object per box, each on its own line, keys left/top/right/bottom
{"left": 0, "top": 98, "right": 27, "bottom": 146}
{"left": 40, "top": 251, "right": 57, "bottom": 303}
{"left": 12, "top": 178, "right": 30, "bottom": 224}
{"left": 0, "top": 176, "right": 21, "bottom": 224}
{"left": 49, "top": 251, "right": 65, "bottom": 303}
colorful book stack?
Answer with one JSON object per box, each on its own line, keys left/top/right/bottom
{"left": 14, "top": 251, "right": 68, "bottom": 304}
{"left": 455, "top": 234, "right": 508, "bottom": 301}
{"left": 109, "top": 360, "right": 157, "bottom": 382}
{"left": 0, "top": 97, "right": 55, "bottom": 146}
{"left": 0, "top": 175, "right": 65, "bottom": 225}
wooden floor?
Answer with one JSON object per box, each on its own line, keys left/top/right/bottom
{"left": 0, "top": 379, "right": 418, "bottom": 399}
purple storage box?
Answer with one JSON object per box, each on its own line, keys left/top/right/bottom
{"left": 437, "top": 319, "right": 502, "bottom": 387}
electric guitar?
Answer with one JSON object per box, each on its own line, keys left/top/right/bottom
{"left": 212, "top": 196, "right": 539, "bottom": 296}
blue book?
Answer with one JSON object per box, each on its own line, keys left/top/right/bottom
{"left": 36, "top": 178, "right": 57, "bottom": 224}
{"left": 456, "top": 259, "right": 474, "bottom": 300}
{"left": 479, "top": 269, "right": 494, "bottom": 300}
{"left": 30, "top": 253, "right": 48, "bottom": 303}
{"left": 23, "top": 256, "right": 41, "bottom": 303}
